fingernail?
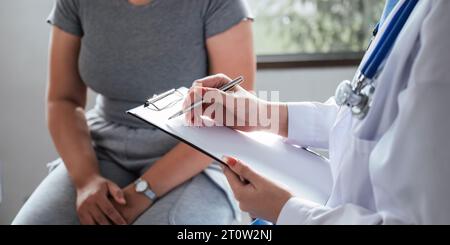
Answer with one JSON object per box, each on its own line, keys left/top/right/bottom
{"left": 228, "top": 158, "right": 237, "bottom": 167}
{"left": 222, "top": 156, "right": 237, "bottom": 167}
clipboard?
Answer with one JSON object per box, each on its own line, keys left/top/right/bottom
{"left": 127, "top": 87, "right": 333, "bottom": 204}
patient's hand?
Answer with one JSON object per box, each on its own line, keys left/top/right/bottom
{"left": 112, "top": 185, "right": 153, "bottom": 224}
{"left": 76, "top": 175, "right": 127, "bottom": 225}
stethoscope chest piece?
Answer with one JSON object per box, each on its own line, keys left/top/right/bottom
{"left": 335, "top": 80, "right": 371, "bottom": 120}
{"left": 335, "top": 80, "right": 354, "bottom": 107}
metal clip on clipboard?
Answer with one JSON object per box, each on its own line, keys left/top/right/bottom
{"left": 144, "top": 89, "right": 185, "bottom": 112}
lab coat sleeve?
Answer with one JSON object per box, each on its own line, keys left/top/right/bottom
{"left": 277, "top": 197, "right": 383, "bottom": 225}
{"left": 287, "top": 98, "right": 339, "bottom": 149}
{"left": 278, "top": 0, "right": 450, "bottom": 225}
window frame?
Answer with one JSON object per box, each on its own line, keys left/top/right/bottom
{"left": 256, "top": 52, "right": 364, "bottom": 69}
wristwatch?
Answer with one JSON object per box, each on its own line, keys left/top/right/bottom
{"left": 134, "top": 178, "right": 157, "bottom": 202}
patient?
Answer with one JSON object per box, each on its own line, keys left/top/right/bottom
{"left": 12, "top": 0, "right": 255, "bottom": 225}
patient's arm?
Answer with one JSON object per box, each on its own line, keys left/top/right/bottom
{"left": 47, "top": 27, "right": 98, "bottom": 187}
{"left": 206, "top": 20, "right": 256, "bottom": 91}
{"left": 47, "top": 26, "right": 126, "bottom": 225}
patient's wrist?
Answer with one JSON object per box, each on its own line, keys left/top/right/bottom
{"left": 72, "top": 170, "right": 101, "bottom": 189}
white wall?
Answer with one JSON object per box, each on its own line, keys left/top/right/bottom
{"left": 256, "top": 67, "right": 355, "bottom": 103}
{"left": 0, "top": 0, "right": 357, "bottom": 224}
{"left": 0, "top": 0, "right": 55, "bottom": 224}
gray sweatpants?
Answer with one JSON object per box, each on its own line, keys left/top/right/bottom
{"left": 12, "top": 110, "right": 239, "bottom": 225}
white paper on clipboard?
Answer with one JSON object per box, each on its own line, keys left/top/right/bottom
{"left": 127, "top": 87, "right": 333, "bottom": 204}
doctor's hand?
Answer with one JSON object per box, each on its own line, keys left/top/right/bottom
{"left": 221, "top": 156, "right": 293, "bottom": 223}
{"left": 183, "top": 74, "right": 288, "bottom": 136}
{"left": 75, "top": 175, "right": 127, "bottom": 225}
{"left": 112, "top": 184, "right": 153, "bottom": 225}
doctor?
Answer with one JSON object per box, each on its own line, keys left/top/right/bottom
{"left": 184, "top": 0, "right": 450, "bottom": 225}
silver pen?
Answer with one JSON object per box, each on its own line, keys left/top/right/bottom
{"left": 168, "top": 76, "right": 244, "bottom": 120}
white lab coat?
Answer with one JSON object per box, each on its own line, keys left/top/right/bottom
{"left": 277, "top": 0, "right": 450, "bottom": 225}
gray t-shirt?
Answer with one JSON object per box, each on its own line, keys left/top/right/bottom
{"left": 48, "top": 0, "right": 252, "bottom": 128}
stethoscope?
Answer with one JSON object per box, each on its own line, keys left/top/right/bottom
{"left": 335, "top": 0, "right": 419, "bottom": 120}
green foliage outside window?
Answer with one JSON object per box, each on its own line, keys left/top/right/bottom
{"left": 248, "top": 0, "right": 385, "bottom": 55}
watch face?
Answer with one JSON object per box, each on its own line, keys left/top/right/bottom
{"left": 136, "top": 180, "right": 148, "bottom": 193}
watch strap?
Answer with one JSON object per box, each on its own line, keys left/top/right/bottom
{"left": 143, "top": 188, "right": 157, "bottom": 202}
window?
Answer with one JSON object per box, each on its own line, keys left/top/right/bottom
{"left": 248, "top": 0, "right": 385, "bottom": 68}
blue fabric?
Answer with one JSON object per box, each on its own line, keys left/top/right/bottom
{"left": 251, "top": 219, "right": 273, "bottom": 226}
{"left": 380, "top": 0, "right": 400, "bottom": 26}
{"left": 363, "top": 0, "right": 418, "bottom": 79}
